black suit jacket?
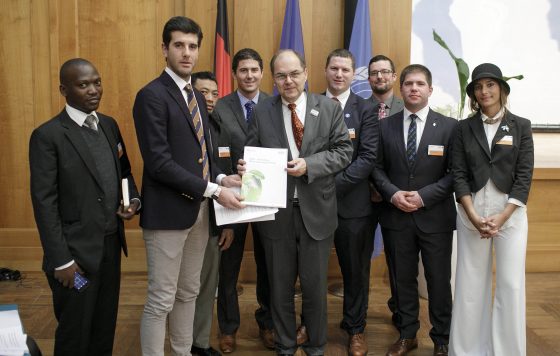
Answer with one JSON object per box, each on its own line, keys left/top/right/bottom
{"left": 333, "top": 92, "right": 378, "bottom": 219}
{"left": 373, "top": 109, "right": 457, "bottom": 233}
{"left": 453, "top": 111, "right": 534, "bottom": 204}
{"left": 133, "top": 71, "right": 220, "bottom": 230}
{"left": 212, "top": 90, "right": 270, "bottom": 173}
{"left": 29, "top": 110, "right": 139, "bottom": 273}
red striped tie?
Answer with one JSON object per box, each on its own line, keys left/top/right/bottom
{"left": 185, "top": 83, "right": 210, "bottom": 181}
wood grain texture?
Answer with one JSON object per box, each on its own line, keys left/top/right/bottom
{"left": 0, "top": 272, "right": 558, "bottom": 355}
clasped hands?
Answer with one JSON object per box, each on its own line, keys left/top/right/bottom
{"left": 469, "top": 213, "right": 507, "bottom": 239}
{"left": 391, "top": 190, "right": 423, "bottom": 212}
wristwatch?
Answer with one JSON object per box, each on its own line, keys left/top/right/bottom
{"left": 211, "top": 186, "right": 222, "bottom": 200}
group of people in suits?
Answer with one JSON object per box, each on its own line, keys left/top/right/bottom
{"left": 29, "top": 14, "right": 533, "bottom": 356}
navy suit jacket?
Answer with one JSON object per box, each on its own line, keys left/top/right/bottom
{"left": 30, "top": 110, "right": 139, "bottom": 273}
{"left": 133, "top": 71, "right": 219, "bottom": 230}
{"left": 373, "top": 108, "right": 457, "bottom": 233}
{"left": 453, "top": 111, "right": 534, "bottom": 204}
{"left": 333, "top": 92, "right": 378, "bottom": 219}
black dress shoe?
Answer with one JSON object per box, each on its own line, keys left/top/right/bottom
{"left": 191, "top": 345, "right": 222, "bottom": 356}
{"left": 433, "top": 344, "right": 448, "bottom": 356}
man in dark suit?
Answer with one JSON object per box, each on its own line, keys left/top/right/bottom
{"left": 368, "top": 54, "right": 404, "bottom": 324}
{"left": 191, "top": 71, "right": 234, "bottom": 356}
{"left": 323, "top": 49, "right": 378, "bottom": 356}
{"left": 132, "top": 17, "right": 243, "bottom": 355}
{"left": 211, "top": 48, "right": 274, "bottom": 352}
{"left": 372, "top": 64, "right": 456, "bottom": 356}
{"left": 241, "top": 49, "right": 353, "bottom": 356}
{"left": 29, "top": 58, "right": 140, "bottom": 356}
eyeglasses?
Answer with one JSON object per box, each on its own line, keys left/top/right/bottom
{"left": 274, "top": 71, "right": 304, "bottom": 82}
{"left": 369, "top": 69, "right": 393, "bottom": 77}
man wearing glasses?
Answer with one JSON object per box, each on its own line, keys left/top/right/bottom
{"left": 368, "top": 55, "right": 404, "bottom": 118}
{"left": 367, "top": 54, "right": 404, "bottom": 328}
{"left": 240, "top": 49, "right": 352, "bottom": 356}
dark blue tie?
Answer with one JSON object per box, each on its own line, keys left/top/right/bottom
{"left": 407, "top": 114, "right": 417, "bottom": 168}
{"left": 245, "top": 101, "right": 255, "bottom": 123}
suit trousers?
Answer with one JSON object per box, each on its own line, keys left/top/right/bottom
{"left": 193, "top": 234, "right": 221, "bottom": 349}
{"left": 217, "top": 222, "right": 272, "bottom": 334}
{"left": 47, "top": 233, "right": 121, "bottom": 356}
{"left": 449, "top": 210, "right": 528, "bottom": 356}
{"left": 383, "top": 221, "right": 452, "bottom": 345}
{"left": 140, "top": 200, "right": 209, "bottom": 356}
{"left": 261, "top": 206, "right": 333, "bottom": 355}
{"left": 334, "top": 215, "right": 375, "bottom": 335}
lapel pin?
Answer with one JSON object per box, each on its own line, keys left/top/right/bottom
{"left": 345, "top": 113, "right": 350, "bottom": 118}
{"left": 501, "top": 125, "right": 509, "bottom": 132}
{"left": 433, "top": 122, "right": 437, "bottom": 127}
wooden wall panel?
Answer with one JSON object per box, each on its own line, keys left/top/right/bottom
{"left": 2, "top": 0, "right": 557, "bottom": 275}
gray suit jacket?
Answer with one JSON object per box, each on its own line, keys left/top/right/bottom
{"left": 370, "top": 94, "right": 404, "bottom": 116}
{"left": 246, "top": 93, "right": 353, "bottom": 240}
{"left": 212, "top": 90, "right": 270, "bottom": 173}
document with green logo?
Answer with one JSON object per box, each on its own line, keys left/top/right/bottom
{"left": 241, "top": 146, "right": 288, "bottom": 208}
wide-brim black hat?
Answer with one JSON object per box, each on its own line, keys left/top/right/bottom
{"left": 466, "top": 63, "right": 510, "bottom": 98}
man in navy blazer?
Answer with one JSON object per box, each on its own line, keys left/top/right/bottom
{"left": 323, "top": 49, "right": 378, "bottom": 356}
{"left": 373, "top": 64, "right": 456, "bottom": 356}
{"left": 132, "top": 16, "right": 243, "bottom": 355}
{"left": 30, "top": 58, "right": 140, "bottom": 355}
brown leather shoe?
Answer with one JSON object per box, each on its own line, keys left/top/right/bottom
{"left": 259, "top": 328, "right": 275, "bottom": 349}
{"left": 348, "top": 333, "right": 368, "bottom": 356}
{"left": 386, "top": 338, "right": 418, "bottom": 356}
{"left": 433, "top": 344, "right": 448, "bottom": 356}
{"left": 296, "top": 325, "right": 308, "bottom": 346}
{"left": 219, "top": 333, "right": 236, "bottom": 353}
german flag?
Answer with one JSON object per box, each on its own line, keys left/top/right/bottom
{"left": 214, "top": 0, "right": 232, "bottom": 97}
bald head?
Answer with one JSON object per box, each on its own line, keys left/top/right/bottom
{"left": 59, "top": 58, "right": 103, "bottom": 113}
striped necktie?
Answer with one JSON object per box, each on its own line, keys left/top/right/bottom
{"left": 407, "top": 114, "right": 417, "bottom": 168}
{"left": 185, "top": 83, "right": 210, "bottom": 181}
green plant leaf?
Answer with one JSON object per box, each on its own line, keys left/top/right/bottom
{"left": 433, "top": 29, "right": 470, "bottom": 118}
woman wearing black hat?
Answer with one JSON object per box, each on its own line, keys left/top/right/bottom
{"left": 449, "top": 63, "right": 534, "bottom": 356}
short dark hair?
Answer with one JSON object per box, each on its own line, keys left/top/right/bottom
{"left": 400, "top": 64, "right": 432, "bottom": 87}
{"left": 191, "top": 71, "right": 217, "bottom": 86}
{"left": 325, "top": 49, "right": 355, "bottom": 70}
{"left": 60, "top": 58, "right": 95, "bottom": 84}
{"left": 162, "top": 16, "right": 203, "bottom": 48}
{"left": 269, "top": 49, "right": 306, "bottom": 74}
{"left": 232, "top": 48, "right": 263, "bottom": 72}
{"left": 368, "top": 54, "right": 395, "bottom": 72}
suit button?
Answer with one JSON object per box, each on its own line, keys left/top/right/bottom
{"left": 198, "top": 158, "right": 203, "bottom": 164}
{"left": 97, "top": 198, "right": 102, "bottom": 202}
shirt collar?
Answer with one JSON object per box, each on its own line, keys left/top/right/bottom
{"left": 65, "top": 104, "right": 98, "bottom": 127}
{"left": 403, "top": 105, "right": 430, "bottom": 122}
{"left": 237, "top": 90, "right": 260, "bottom": 106}
{"left": 165, "top": 67, "right": 191, "bottom": 91}
{"left": 282, "top": 91, "right": 306, "bottom": 108}
{"left": 326, "top": 88, "right": 351, "bottom": 109}
{"left": 481, "top": 107, "right": 505, "bottom": 124}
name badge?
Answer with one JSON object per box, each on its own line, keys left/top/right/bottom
{"left": 218, "top": 147, "right": 231, "bottom": 158}
{"left": 310, "top": 109, "right": 319, "bottom": 117}
{"left": 117, "top": 143, "right": 123, "bottom": 158}
{"left": 428, "top": 144, "right": 444, "bottom": 156}
{"left": 348, "top": 128, "right": 356, "bottom": 139}
{"left": 497, "top": 135, "right": 513, "bottom": 145}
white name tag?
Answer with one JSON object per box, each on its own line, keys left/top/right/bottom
{"left": 428, "top": 144, "right": 444, "bottom": 156}
{"left": 497, "top": 135, "right": 513, "bottom": 145}
{"left": 310, "top": 109, "right": 319, "bottom": 117}
{"left": 348, "top": 128, "right": 356, "bottom": 139}
{"left": 218, "top": 147, "right": 231, "bottom": 158}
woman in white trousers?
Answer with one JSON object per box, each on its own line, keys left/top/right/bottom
{"left": 449, "top": 63, "right": 534, "bottom": 356}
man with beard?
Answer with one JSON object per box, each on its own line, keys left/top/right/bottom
{"left": 368, "top": 54, "right": 404, "bottom": 326}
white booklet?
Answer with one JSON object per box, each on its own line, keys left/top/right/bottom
{"left": 213, "top": 187, "right": 277, "bottom": 226}
{"left": 121, "top": 178, "right": 130, "bottom": 210}
{"left": 241, "top": 146, "right": 288, "bottom": 208}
